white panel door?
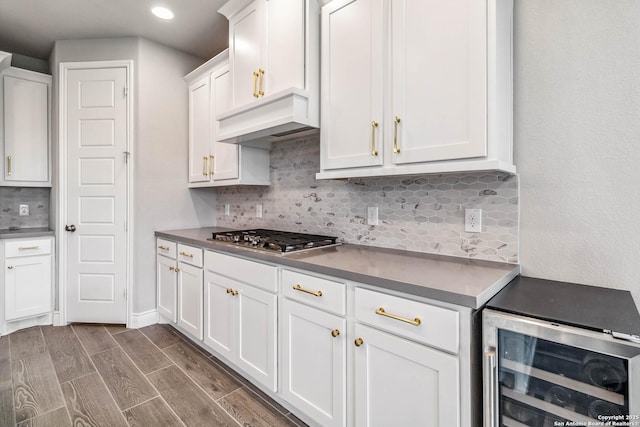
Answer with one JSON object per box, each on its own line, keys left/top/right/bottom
{"left": 203, "top": 270, "right": 236, "bottom": 360}
{"left": 229, "top": 0, "right": 264, "bottom": 109}
{"left": 237, "top": 283, "right": 277, "bottom": 391}
{"left": 157, "top": 255, "right": 177, "bottom": 322}
{"left": 65, "top": 66, "right": 128, "bottom": 323}
{"left": 210, "top": 64, "right": 239, "bottom": 181}
{"left": 321, "top": 0, "right": 384, "bottom": 170}
{"left": 281, "top": 299, "right": 346, "bottom": 427}
{"left": 5, "top": 255, "right": 51, "bottom": 320}
{"left": 354, "top": 323, "right": 460, "bottom": 427}
{"left": 3, "top": 72, "right": 49, "bottom": 183}
{"left": 391, "top": 0, "right": 487, "bottom": 164}
{"left": 177, "top": 262, "right": 203, "bottom": 340}
{"left": 188, "top": 75, "right": 211, "bottom": 183}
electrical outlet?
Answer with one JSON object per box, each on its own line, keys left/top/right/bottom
{"left": 224, "top": 204, "right": 230, "bottom": 216}
{"left": 465, "top": 209, "right": 482, "bottom": 232}
{"left": 19, "top": 204, "right": 29, "bottom": 216}
{"left": 256, "top": 204, "right": 263, "bottom": 218}
{"left": 367, "top": 206, "right": 379, "bottom": 226}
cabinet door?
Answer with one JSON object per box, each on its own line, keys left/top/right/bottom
{"left": 210, "top": 64, "right": 239, "bottom": 181}
{"left": 281, "top": 299, "right": 346, "bottom": 427}
{"left": 229, "top": 0, "right": 265, "bottom": 109}
{"left": 236, "top": 283, "right": 277, "bottom": 391}
{"left": 177, "top": 262, "right": 203, "bottom": 340}
{"left": 5, "top": 255, "right": 51, "bottom": 320}
{"left": 203, "top": 270, "right": 236, "bottom": 360}
{"left": 390, "top": 0, "right": 486, "bottom": 164}
{"left": 157, "top": 255, "right": 177, "bottom": 322}
{"left": 264, "top": 0, "right": 305, "bottom": 95}
{"left": 188, "top": 75, "right": 211, "bottom": 183}
{"left": 320, "top": 0, "right": 384, "bottom": 170}
{"left": 354, "top": 323, "right": 460, "bottom": 427}
{"left": 3, "top": 73, "right": 49, "bottom": 183}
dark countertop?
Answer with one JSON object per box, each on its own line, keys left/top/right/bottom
{"left": 488, "top": 276, "right": 640, "bottom": 337}
{"left": 0, "top": 227, "right": 54, "bottom": 239}
{"left": 156, "top": 227, "right": 520, "bottom": 309}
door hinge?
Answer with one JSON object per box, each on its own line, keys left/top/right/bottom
{"left": 123, "top": 151, "right": 130, "bottom": 164}
{"left": 124, "top": 87, "right": 128, "bottom": 97}
{"left": 124, "top": 220, "right": 128, "bottom": 232}
{"left": 124, "top": 288, "right": 127, "bottom": 299}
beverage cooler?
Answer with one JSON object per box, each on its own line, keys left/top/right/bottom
{"left": 483, "top": 277, "right": 640, "bottom": 427}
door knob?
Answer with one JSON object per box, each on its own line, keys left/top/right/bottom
{"left": 65, "top": 224, "right": 76, "bottom": 232}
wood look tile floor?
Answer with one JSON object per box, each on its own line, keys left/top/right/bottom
{"left": 0, "top": 324, "right": 307, "bottom": 427}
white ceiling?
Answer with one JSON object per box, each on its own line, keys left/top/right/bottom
{"left": 0, "top": 0, "right": 230, "bottom": 61}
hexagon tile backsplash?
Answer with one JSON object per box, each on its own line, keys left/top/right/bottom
{"left": 215, "top": 135, "right": 519, "bottom": 263}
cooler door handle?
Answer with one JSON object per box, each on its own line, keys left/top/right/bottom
{"left": 484, "top": 350, "right": 498, "bottom": 427}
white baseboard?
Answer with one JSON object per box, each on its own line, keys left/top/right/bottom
{"left": 129, "top": 309, "right": 158, "bottom": 329}
{"left": 53, "top": 311, "right": 65, "bottom": 326}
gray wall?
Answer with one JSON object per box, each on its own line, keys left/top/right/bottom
{"left": 50, "top": 37, "right": 216, "bottom": 315}
{"left": 514, "top": 1, "right": 640, "bottom": 307}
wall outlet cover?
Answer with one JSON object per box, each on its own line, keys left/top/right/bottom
{"left": 465, "top": 208, "right": 482, "bottom": 232}
{"left": 19, "top": 204, "right": 29, "bottom": 216}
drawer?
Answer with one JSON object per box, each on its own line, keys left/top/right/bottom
{"left": 205, "top": 250, "right": 278, "bottom": 292}
{"left": 355, "top": 287, "right": 459, "bottom": 354}
{"left": 282, "top": 269, "right": 346, "bottom": 316}
{"left": 177, "top": 243, "right": 203, "bottom": 267}
{"left": 5, "top": 238, "right": 52, "bottom": 258}
{"left": 157, "top": 238, "right": 177, "bottom": 259}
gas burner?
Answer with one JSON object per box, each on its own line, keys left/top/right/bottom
{"left": 208, "top": 229, "right": 340, "bottom": 254}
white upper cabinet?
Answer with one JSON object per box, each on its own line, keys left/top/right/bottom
{"left": 185, "top": 50, "right": 270, "bottom": 187}
{"left": 217, "top": 0, "right": 320, "bottom": 143}
{"left": 317, "top": 0, "right": 515, "bottom": 179}
{"left": 0, "top": 67, "right": 51, "bottom": 186}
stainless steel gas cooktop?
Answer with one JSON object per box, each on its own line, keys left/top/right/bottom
{"left": 208, "top": 229, "right": 341, "bottom": 254}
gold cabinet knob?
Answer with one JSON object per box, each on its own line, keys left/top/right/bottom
{"left": 169, "top": 266, "right": 175, "bottom": 272}
{"left": 226, "top": 288, "right": 238, "bottom": 296}
{"left": 226, "top": 288, "right": 233, "bottom": 294}
{"left": 354, "top": 338, "right": 364, "bottom": 347}
{"left": 174, "top": 267, "right": 180, "bottom": 273}
{"left": 331, "top": 329, "right": 340, "bottom": 338}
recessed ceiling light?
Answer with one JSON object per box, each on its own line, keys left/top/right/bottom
{"left": 152, "top": 6, "right": 174, "bottom": 20}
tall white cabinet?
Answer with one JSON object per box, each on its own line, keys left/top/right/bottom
{"left": 185, "top": 49, "right": 270, "bottom": 187}
{"left": 0, "top": 67, "right": 51, "bottom": 186}
{"left": 317, "top": 0, "right": 515, "bottom": 179}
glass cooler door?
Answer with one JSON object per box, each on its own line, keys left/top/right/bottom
{"left": 483, "top": 310, "right": 640, "bottom": 427}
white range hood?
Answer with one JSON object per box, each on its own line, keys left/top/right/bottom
{"left": 216, "top": 0, "right": 320, "bottom": 144}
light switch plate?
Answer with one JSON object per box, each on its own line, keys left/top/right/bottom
{"left": 19, "top": 204, "right": 29, "bottom": 216}
{"left": 224, "top": 204, "right": 230, "bottom": 216}
{"left": 256, "top": 204, "right": 263, "bottom": 218}
{"left": 367, "top": 206, "right": 379, "bottom": 226}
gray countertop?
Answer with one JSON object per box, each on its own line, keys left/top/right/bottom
{"left": 156, "top": 227, "right": 520, "bottom": 309}
{"left": 0, "top": 227, "right": 54, "bottom": 239}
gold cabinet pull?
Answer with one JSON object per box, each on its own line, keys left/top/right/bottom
{"left": 169, "top": 266, "right": 176, "bottom": 272}
{"left": 202, "top": 156, "right": 208, "bottom": 176}
{"left": 158, "top": 245, "right": 170, "bottom": 251}
{"left": 293, "top": 284, "right": 322, "bottom": 297}
{"left": 174, "top": 267, "right": 181, "bottom": 273}
{"left": 354, "top": 338, "right": 364, "bottom": 347}
{"left": 253, "top": 71, "right": 260, "bottom": 98}
{"left": 179, "top": 251, "right": 193, "bottom": 258}
{"left": 331, "top": 329, "right": 340, "bottom": 338}
{"left": 209, "top": 155, "right": 214, "bottom": 176}
{"left": 226, "top": 288, "right": 238, "bottom": 296}
{"left": 393, "top": 116, "right": 401, "bottom": 153}
{"left": 258, "top": 68, "right": 265, "bottom": 96}
{"left": 375, "top": 307, "right": 421, "bottom": 326}
{"left": 18, "top": 246, "right": 39, "bottom": 251}
{"left": 6, "top": 156, "right": 11, "bottom": 176}
{"left": 371, "top": 121, "right": 379, "bottom": 156}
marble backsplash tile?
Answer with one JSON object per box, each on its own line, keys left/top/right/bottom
{"left": 215, "top": 135, "right": 519, "bottom": 263}
{"left": 0, "top": 187, "right": 50, "bottom": 229}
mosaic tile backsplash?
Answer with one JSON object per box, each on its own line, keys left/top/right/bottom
{"left": 215, "top": 136, "right": 519, "bottom": 263}
{"left": 0, "top": 187, "right": 50, "bottom": 229}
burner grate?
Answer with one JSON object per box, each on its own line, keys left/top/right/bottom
{"left": 209, "top": 229, "right": 339, "bottom": 254}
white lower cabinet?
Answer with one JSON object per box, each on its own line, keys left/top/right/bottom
{"left": 353, "top": 323, "right": 460, "bottom": 427}
{"left": 204, "top": 266, "right": 277, "bottom": 392}
{"left": 177, "top": 262, "right": 204, "bottom": 340}
{"left": 156, "top": 254, "right": 177, "bottom": 322}
{"left": 281, "top": 298, "right": 346, "bottom": 427}
{"left": 1, "top": 236, "right": 54, "bottom": 336}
